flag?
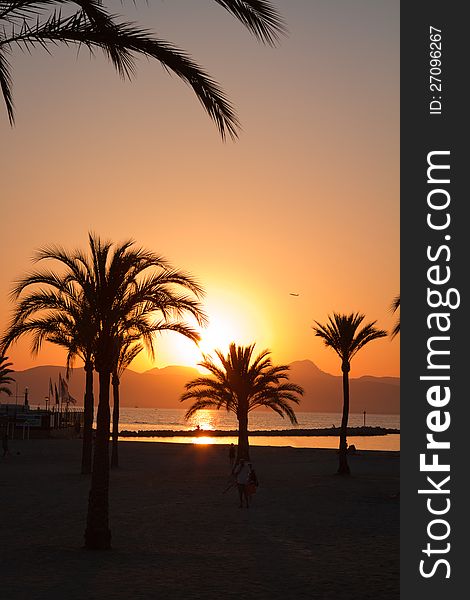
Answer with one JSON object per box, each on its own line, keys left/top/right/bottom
{"left": 54, "top": 383, "right": 59, "bottom": 405}
{"left": 59, "top": 373, "right": 77, "bottom": 406}
{"left": 59, "top": 373, "right": 67, "bottom": 405}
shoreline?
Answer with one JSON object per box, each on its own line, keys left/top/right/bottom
{"left": 119, "top": 439, "right": 400, "bottom": 457}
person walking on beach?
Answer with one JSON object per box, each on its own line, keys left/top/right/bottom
{"left": 229, "top": 443, "right": 236, "bottom": 468}
{"left": 2, "top": 432, "right": 10, "bottom": 457}
{"left": 247, "top": 463, "right": 259, "bottom": 495}
{"left": 233, "top": 458, "right": 252, "bottom": 508}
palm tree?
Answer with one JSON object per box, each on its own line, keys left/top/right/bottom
{"left": 390, "top": 294, "right": 400, "bottom": 339}
{"left": 1, "top": 0, "right": 285, "bottom": 138}
{"left": 2, "top": 232, "right": 207, "bottom": 549}
{"left": 80, "top": 234, "right": 206, "bottom": 549}
{"left": 312, "top": 313, "right": 387, "bottom": 475}
{"left": 109, "top": 304, "right": 205, "bottom": 469}
{"left": 1, "top": 282, "right": 98, "bottom": 474}
{"left": 0, "top": 354, "right": 14, "bottom": 396}
{"left": 181, "top": 343, "right": 303, "bottom": 461}
{"left": 110, "top": 338, "right": 142, "bottom": 469}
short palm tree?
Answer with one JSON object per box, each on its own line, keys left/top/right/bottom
{"left": 2, "top": 232, "right": 207, "bottom": 549}
{"left": 312, "top": 313, "right": 387, "bottom": 475}
{"left": 1, "top": 0, "right": 285, "bottom": 138}
{"left": 110, "top": 338, "right": 142, "bottom": 469}
{"left": 1, "top": 286, "right": 98, "bottom": 474}
{"left": 390, "top": 294, "right": 400, "bottom": 339}
{"left": 0, "top": 354, "right": 15, "bottom": 396}
{"left": 181, "top": 343, "right": 303, "bottom": 461}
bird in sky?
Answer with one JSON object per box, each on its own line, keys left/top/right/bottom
{"left": 289, "top": 293, "right": 300, "bottom": 297}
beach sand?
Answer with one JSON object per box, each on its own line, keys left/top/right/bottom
{"left": 1, "top": 439, "right": 399, "bottom": 600}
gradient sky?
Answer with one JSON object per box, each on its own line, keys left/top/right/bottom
{"left": 0, "top": 0, "right": 399, "bottom": 379}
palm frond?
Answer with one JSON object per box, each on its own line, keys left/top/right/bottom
{"left": 390, "top": 294, "right": 400, "bottom": 339}
{"left": 313, "top": 312, "right": 387, "bottom": 364}
{"left": 0, "top": 51, "right": 14, "bottom": 123}
{"left": 2, "top": 9, "right": 241, "bottom": 138}
{"left": 0, "top": 354, "right": 15, "bottom": 395}
{"left": 183, "top": 397, "right": 232, "bottom": 419}
{"left": 214, "top": 0, "right": 287, "bottom": 46}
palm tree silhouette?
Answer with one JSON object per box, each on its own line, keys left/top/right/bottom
{"left": 0, "top": 0, "right": 285, "bottom": 138}
{"left": 181, "top": 343, "right": 303, "bottom": 461}
{"left": 390, "top": 294, "right": 400, "bottom": 339}
{"left": 2, "top": 232, "right": 206, "bottom": 549}
{"left": 312, "top": 313, "right": 387, "bottom": 475}
{"left": 110, "top": 338, "right": 142, "bottom": 469}
{"left": 1, "top": 282, "right": 98, "bottom": 473}
{"left": 0, "top": 354, "right": 15, "bottom": 396}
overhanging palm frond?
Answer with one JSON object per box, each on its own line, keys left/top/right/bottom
{"left": 1, "top": 0, "right": 286, "bottom": 137}
{"left": 1, "top": 5, "right": 240, "bottom": 138}
{"left": 0, "top": 51, "right": 14, "bottom": 123}
{"left": 214, "top": 0, "right": 287, "bottom": 45}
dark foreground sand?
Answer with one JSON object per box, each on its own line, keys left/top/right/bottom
{"left": 1, "top": 439, "right": 399, "bottom": 600}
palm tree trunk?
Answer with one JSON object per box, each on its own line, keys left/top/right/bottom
{"left": 110, "top": 373, "right": 120, "bottom": 469}
{"left": 237, "top": 410, "right": 250, "bottom": 462}
{"left": 81, "top": 361, "right": 94, "bottom": 475}
{"left": 338, "top": 361, "right": 351, "bottom": 475}
{"left": 84, "top": 370, "right": 112, "bottom": 549}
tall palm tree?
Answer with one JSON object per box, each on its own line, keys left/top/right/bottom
{"left": 2, "top": 232, "right": 207, "bottom": 549}
{"left": 1, "top": 0, "right": 285, "bottom": 138}
{"left": 0, "top": 354, "right": 14, "bottom": 396}
{"left": 181, "top": 343, "right": 303, "bottom": 461}
{"left": 1, "top": 281, "right": 98, "bottom": 473}
{"left": 79, "top": 234, "right": 206, "bottom": 549}
{"left": 390, "top": 294, "right": 400, "bottom": 339}
{"left": 312, "top": 313, "right": 387, "bottom": 475}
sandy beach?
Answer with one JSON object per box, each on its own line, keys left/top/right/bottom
{"left": 1, "top": 439, "right": 399, "bottom": 600}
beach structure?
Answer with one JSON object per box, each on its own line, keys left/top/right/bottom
{"left": 0, "top": 402, "right": 84, "bottom": 439}
{"left": 1, "top": 375, "right": 83, "bottom": 438}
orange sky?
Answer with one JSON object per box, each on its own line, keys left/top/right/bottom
{"left": 0, "top": 1, "right": 399, "bottom": 378}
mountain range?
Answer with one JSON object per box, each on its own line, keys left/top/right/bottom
{"left": 3, "top": 360, "right": 399, "bottom": 414}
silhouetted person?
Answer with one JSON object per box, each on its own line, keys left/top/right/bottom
{"left": 229, "top": 443, "right": 236, "bottom": 468}
{"left": 246, "top": 463, "right": 259, "bottom": 499}
{"left": 2, "top": 433, "right": 10, "bottom": 457}
{"left": 233, "top": 458, "right": 252, "bottom": 508}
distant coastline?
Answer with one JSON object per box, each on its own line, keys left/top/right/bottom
{"left": 119, "top": 425, "right": 400, "bottom": 438}
{"left": 8, "top": 361, "right": 400, "bottom": 414}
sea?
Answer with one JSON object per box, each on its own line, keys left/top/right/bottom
{"left": 116, "top": 408, "right": 400, "bottom": 452}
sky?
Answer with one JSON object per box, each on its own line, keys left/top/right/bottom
{"left": 0, "top": 0, "right": 399, "bottom": 379}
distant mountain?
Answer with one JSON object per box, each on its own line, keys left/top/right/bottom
{"left": 3, "top": 360, "right": 399, "bottom": 414}
{"left": 288, "top": 360, "right": 399, "bottom": 414}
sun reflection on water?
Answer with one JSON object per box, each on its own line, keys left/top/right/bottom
{"left": 192, "top": 436, "right": 215, "bottom": 445}
{"left": 187, "top": 409, "right": 217, "bottom": 431}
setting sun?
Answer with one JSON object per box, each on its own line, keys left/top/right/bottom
{"left": 132, "top": 285, "right": 272, "bottom": 373}
{"left": 198, "top": 311, "right": 244, "bottom": 356}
